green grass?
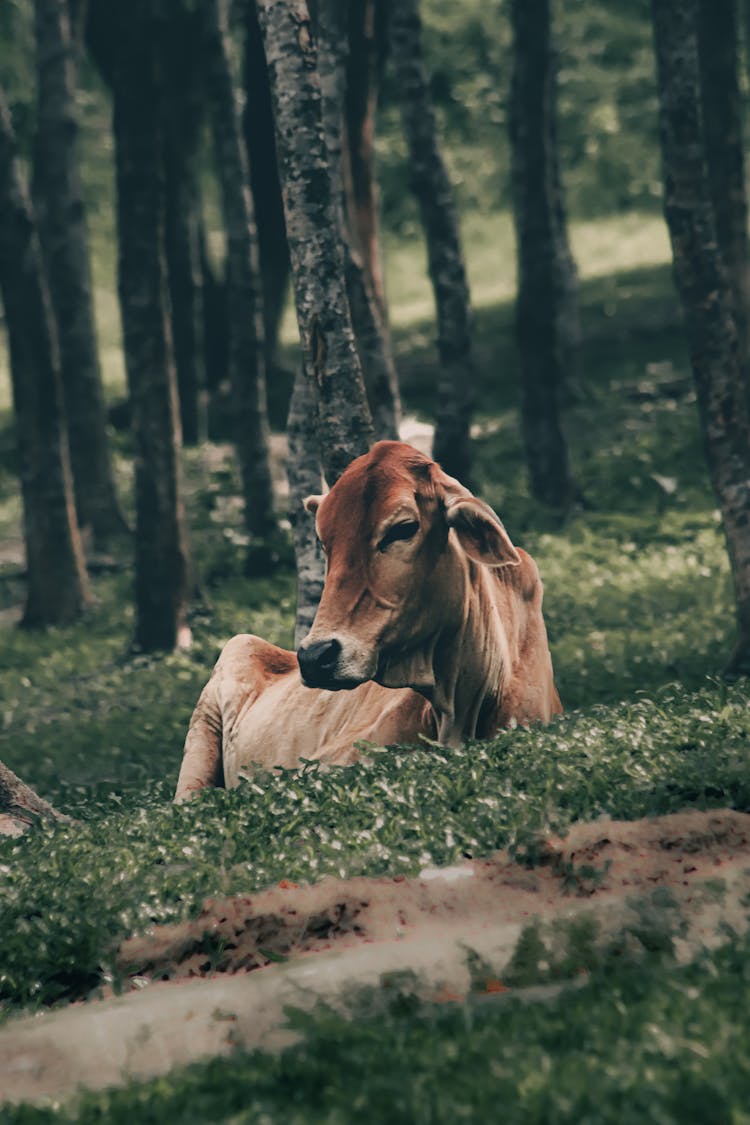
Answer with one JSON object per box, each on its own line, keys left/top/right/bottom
{"left": 2, "top": 676, "right": 749, "bottom": 1009}
{"left": 6, "top": 933, "right": 750, "bottom": 1124}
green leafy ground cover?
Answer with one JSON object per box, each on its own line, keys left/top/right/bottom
{"left": 6, "top": 935, "right": 750, "bottom": 1124}
{"left": 2, "top": 217, "right": 750, "bottom": 1119}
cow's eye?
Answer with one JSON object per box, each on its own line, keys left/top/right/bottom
{"left": 378, "top": 520, "right": 419, "bottom": 551}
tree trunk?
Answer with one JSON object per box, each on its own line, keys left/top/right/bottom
{"left": 163, "top": 6, "right": 206, "bottom": 447}
{"left": 0, "top": 759, "right": 70, "bottom": 835}
{"left": 0, "top": 87, "right": 91, "bottom": 627}
{"left": 244, "top": 0, "right": 290, "bottom": 373}
{"left": 287, "top": 367, "right": 325, "bottom": 646}
{"left": 549, "top": 65, "right": 582, "bottom": 389}
{"left": 698, "top": 0, "right": 750, "bottom": 387}
{"left": 509, "top": 0, "right": 577, "bottom": 510}
{"left": 257, "top": 0, "right": 373, "bottom": 486}
{"left": 389, "top": 0, "right": 474, "bottom": 484}
{"left": 317, "top": 0, "right": 400, "bottom": 442}
{"left": 32, "top": 0, "right": 128, "bottom": 548}
{"left": 344, "top": 0, "right": 388, "bottom": 323}
{"left": 652, "top": 0, "right": 750, "bottom": 674}
{"left": 112, "top": 2, "right": 190, "bottom": 652}
{"left": 204, "top": 0, "right": 276, "bottom": 552}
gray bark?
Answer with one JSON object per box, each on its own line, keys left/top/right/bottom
{"left": 33, "top": 0, "right": 128, "bottom": 548}
{"left": 257, "top": 0, "right": 373, "bottom": 486}
{"left": 389, "top": 0, "right": 474, "bottom": 484}
{"left": 317, "top": 0, "right": 400, "bottom": 442}
{"left": 204, "top": 0, "right": 276, "bottom": 547}
{"left": 0, "top": 86, "right": 91, "bottom": 627}
{"left": 287, "top": 367, "right": 325, "bottom": 646}
{"left": 113, "top": 2, "right": 191, "bottom": 652}
{"left": 652, "top": 0, "right": 750, "bottom": 673}
{"left": 698, "top": 0, "right": 750, "bottom": 388}
{"left": 509, "top": 0, "right": 577, "bottom": 510}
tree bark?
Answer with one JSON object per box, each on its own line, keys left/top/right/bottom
{"left": 244, "top": 0, "right": 290, "bottom": 373}
{"left": 112, "top": 1, "right": 190, "bottom": 652}
{"left": 317, "top": 0, "right": 400, "bottom": 442}
{"left": 698, "top": 0, "right": 750, "bottom": 387}
{"left": 509, "top": 0, "right": 577, "bottom": 510}
{"left": 257, "top": 0, "right": 373, "bottom": 486}
{"left": 389, "top": 0, "right": 474, "bottom": 484}
{"left": 32, "top": 0, "right": 128, "bottom": 548}
{"left": 163, "top": 3, "right": 206, "bottom": 447}
{"left": 344, "top": 0, "right": 388, "bottom": 323}
{"left": 0, "top": 87, "right": 91, "bottom": 627}
{"left": 287, "top": 367, "right": 325, "bottom": 646}
{"left": 0, "top": 759, "right": 70, "bottom": 834}
{"left": 652, "top": 0, "right": 750, "bottom": 673}
{"left": 204, "top": 0, "right": 276, "bottom": 550}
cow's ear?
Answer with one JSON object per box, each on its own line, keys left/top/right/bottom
{"left": 445, "top": 497, "right": 521, "bottom": 567}
{"left": 303, "top": 495, "right": 324, "bottom": 515}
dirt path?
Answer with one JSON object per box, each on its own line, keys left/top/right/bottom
{"left": 2, "top": 808, "right": 750, "bottom": 1107}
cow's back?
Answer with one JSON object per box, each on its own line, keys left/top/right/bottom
{"left": 214, "top": 635, "right": 436, "bottom": 786}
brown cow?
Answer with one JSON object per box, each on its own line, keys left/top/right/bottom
{"left": 174, "top": 441, "right": 561, "bottom": 801}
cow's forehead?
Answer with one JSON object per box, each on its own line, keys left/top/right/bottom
{"left": 317, "top": 442, "right": 435, "bottom": 542}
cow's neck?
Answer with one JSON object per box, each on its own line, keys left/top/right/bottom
{"left": 427, "top": 555, "right": 511, "bottom": 746}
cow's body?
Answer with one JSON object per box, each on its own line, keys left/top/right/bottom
{"left": 175, "top": 441, "right": 561, "bottom": 801}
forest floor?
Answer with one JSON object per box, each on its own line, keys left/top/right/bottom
{"left": 2, "top": 212, "right": 750, "bottom": 1120}
{"left": 3, "top": 807, "right": 750, "bottom": 1107}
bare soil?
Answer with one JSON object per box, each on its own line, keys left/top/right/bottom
{"left": 118, "top": 806, "right": 750, "bottom": 983}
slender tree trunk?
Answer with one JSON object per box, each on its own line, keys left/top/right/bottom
{"left": 112, "top": 2, "right": 190, "bottom": 652}
{"left": 652, "top": 0, "right": 750, "bottom": 673}
{"left": 318, "top": 0, "right": 400, "bottom": 442}
{"left": 199, "top": 223, "right": 230, "bottom": 400}
{"left": 344, "top": 0, "right": 388, "bottom": 322}
{"left": 32, "top": 0, "right": 128, "bottom": 548}
{"left": 244, "top": 0, "right": 290, "bottom": 373}
{"left": 549, "top": 71, "right": 582, "bottom": 388}
{"left": 698, "top": 0, "right": 750, "bottom": 386}
{"left": 204, "top": 0, "right": 276, "bottom": 552}
{"left": 0, "top": 758, "right": 70, "bottom": 834}
{"left": 163, "top": 11, "right": 206, "bottom": 449}
{"left": 287, "top": 367, "right": 325, "bottom": 646}
{"left": 509, "top": 0, "right": 577, "bottom": 510}
{"left": 257, "top": 0, "right": 373, "bottom": 486}
{"left": 389, "top": 0, "right": 474, "bottom": 484}
{"left": 0, "top": 88, "right": 90, "bottom": 626}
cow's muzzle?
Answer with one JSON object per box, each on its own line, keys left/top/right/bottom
{"left": 297, "top": 638, "right": 357, "bottom": 690}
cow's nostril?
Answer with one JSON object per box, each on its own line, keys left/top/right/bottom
{"left": 297, "top": 638, "right": 342, "bottom": 683}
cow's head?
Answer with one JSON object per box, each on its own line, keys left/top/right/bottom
{"left": 296, "top": 441, "right": 520, "bottom": 693}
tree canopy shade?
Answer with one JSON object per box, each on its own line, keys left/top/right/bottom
{"left": 652, "top": 0, "right": 750, "bottom": 673}
{"left": 257, "top": 0, "right": 373, "bottom": 486}
{"left": 0, "top": 85, "right": 91, "bottom": 627}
